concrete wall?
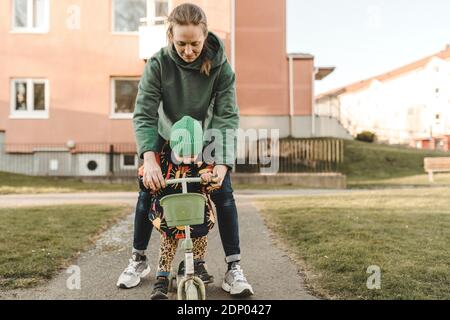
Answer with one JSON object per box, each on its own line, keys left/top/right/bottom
{"left": 240, "top": 115, "right": 352, "bottom": 139}
{"left": 0, "top": 132, "right": 35, "bottom": 175}
{"left": 33, "top": 151, "right": 73, "bottom": 176}
{"left": 0, "top": 132, "right": 139, "bottom": 176}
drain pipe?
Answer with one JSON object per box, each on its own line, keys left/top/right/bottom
{"left": 231, "top": 0, "right": 236, "bottom": 71}
{"left": 231, "top": 0, "right": 236, "bottom": 173}
{"left": 312, "top": 67, "right": 319, "bottom": 137}
{"left": 288, "top": 55, "right": 294, "bottom": 137}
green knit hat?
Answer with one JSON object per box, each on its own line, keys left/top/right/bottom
{"left": 170, "top": 116, "right": 203, "bottom": 158}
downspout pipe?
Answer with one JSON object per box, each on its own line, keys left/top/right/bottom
{"left": 312, "top": 67, "right": 319, "bottom": 137}
{"left": 231, "top": 0, "right": 236, "bottom": 71}
{"left": 231, "top": 0, "right": 236, "bottom": 173}
{"left": 288, "top": 55, "right": 294, "bottom": 138}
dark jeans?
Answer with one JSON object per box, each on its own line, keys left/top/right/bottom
{"left": 133, "top": 171, "right": 241, "bottom": 262}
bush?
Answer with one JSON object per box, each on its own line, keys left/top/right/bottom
{"left": 356, "top": 131, "right": 376, "bottom": 143}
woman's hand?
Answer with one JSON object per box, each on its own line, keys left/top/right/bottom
{"left": 211, "top": 165, "right": 229, "bottom": 188}
{"left": 143, "top": 151, "right": 166, "bottom": 191}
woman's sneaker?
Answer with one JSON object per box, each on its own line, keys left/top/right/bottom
{"left": 222, "top": 262, "right": 254, "bottom": 297}
{"left": 116, "top": 252, "right": 151, "bottom": 289}
{"left": 150, "top": 276, "right": 169, "bottom": 300}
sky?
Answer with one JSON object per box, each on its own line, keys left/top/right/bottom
{"left": 287, "top": 0, "right": 450, "bottom": 94}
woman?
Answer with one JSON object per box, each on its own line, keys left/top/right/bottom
{"left": 117, "top": 3, "right": 253, "bottom": 297}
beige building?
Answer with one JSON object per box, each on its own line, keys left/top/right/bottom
{"left": 0, "top": 0, "right": 338, "bottom": 176}
{"left": 316, "top": 45, "right": 450, "bottom": 147}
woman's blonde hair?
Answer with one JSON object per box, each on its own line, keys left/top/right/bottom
{"left": 167, "top": 3, "right": 212, "bottom": 76}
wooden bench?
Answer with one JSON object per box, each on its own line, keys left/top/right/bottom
{"left": 424, "top": 157, "right": 450, "bottom": 182}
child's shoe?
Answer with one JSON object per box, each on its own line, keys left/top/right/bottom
{"left": 177, "top": 260, "right": 214, "bottom": 284}
{"left": 194, "top": 260, "right": 214, "bottom": 284}
{"left": 150, "top": 276, "right": 169, "bottom": 300}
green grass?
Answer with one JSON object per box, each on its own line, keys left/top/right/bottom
{"left": 349, "top": 173, "right": 450, "bottom": 188}
{"left": 339, "top": 140, "right": 450, "bottom": 187}
{"left": 256, "top": 188, "right": 450, "bottom": 299}
{"left": 0, "top": 171, "right": 136, "bottom": 194}
{"left": 0, "top": 204, "right": 130, "bottom": 290}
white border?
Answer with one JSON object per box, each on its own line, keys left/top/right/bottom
{"left": 231, "top": 0, "right": 235, "bottom": 71}
{"left": 112, "top": 0, "right": 145, "bottom": 35}
{"left": 10, "top": 78, "right": 49, "bottom": 119}
{"left": 111, "top": 0, "right": 171, "bottom": 35}
{"left": 11, "top": 0, "right": 50, "bottom": 33}
{"left": 110, "top": 77, "right": 140, "bottom": 119}
{"left": 120, "top": 154, "right": 138, "bottom": 169}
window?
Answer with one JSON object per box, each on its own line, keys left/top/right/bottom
{"left": 121, "top": 154, "right": 138, "bottom": 169}
{"left": 113, "top": 0, "right": 169, "bottom": 33}
{"left": 113, "top": 0, "right": 146, "bottom": 33}
{"left": 10, "top": 79, "right": 49, "bottom": 119}
{"left": 12, "top": 0, "right": 49, "bottom": 32}
{"left": 151, "top": 0, "right": 169, "bottom": 25}
{"left": 111, "top": 78, "right": 140, "bottom": 118}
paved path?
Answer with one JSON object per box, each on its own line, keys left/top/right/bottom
{"left": 0, "top": 192, "right": 138, "bottom": 208}
{"left": 0, "top": 189, "right": 357, "bottom": 300}
{"left": 0, "top": 189, "right": 362, "bottom": 208}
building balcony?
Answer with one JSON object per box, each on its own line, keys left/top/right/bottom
{"left": 138, "top": 17, "right": 167, "bottom": 60}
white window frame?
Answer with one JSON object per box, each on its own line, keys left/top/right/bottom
{"left": 10, "top": 78, "right": 49, "bottom": 119}
{"left": 112, "top": 0, "right": 171, "bottom": 35}
{"left": 110, "top": 77, "right": 140, "bottom": 119}
{"left": 11, "top": 0, "right": 50, "bottom": 33}
{"left": 120, "top": 154, "right": 138, "bottom": 170}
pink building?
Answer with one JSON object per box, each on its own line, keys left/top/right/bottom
{"left": 0, "top": 0, "right": 335, "bottom": 176}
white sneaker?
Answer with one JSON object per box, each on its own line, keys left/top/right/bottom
{"left": 222, "top": 262, "right": 254, "bottom": 297}
{"left": 116, "top": 252, "right": 151, "bottom": 289}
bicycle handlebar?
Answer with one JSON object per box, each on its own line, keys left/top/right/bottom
{"left": 165, "top": 177, "right": 203, "bottom": 185}
{"left": 165, "top": 174, "right": 218, "bottom": 186}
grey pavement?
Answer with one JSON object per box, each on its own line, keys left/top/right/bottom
{"left": 0, "top": 192, "right": 138, "bottom": 208}
{"left": 0, "top": 189, "right": 363, "bottom": 208}
{"left": 0, "top": 189, "right": 355, "bottom": 300}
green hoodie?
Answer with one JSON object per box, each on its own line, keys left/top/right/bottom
{"left": 133, "top": 32, "right": 239, "bottom": 167}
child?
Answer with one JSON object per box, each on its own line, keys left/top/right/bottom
{"left": 138, "top": 116, "right": 218, "bottom": 300}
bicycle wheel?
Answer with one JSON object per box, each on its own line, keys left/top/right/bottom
{"left": 177, "top": 278, "right": 206, "bottom": 300}
{"left": 185, "top": 281, "right": 199, "bottom": 300}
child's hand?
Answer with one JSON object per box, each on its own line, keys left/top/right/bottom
{"left": 200, "top": 172, "right": 214, "bottom": 184}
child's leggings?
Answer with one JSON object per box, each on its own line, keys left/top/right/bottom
{"left": 157, "top": 234, "right": 208, "bottom": 278}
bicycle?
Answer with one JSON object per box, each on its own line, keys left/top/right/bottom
{"left": 159, "top": 176, "right": 209, "bottom": 300}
